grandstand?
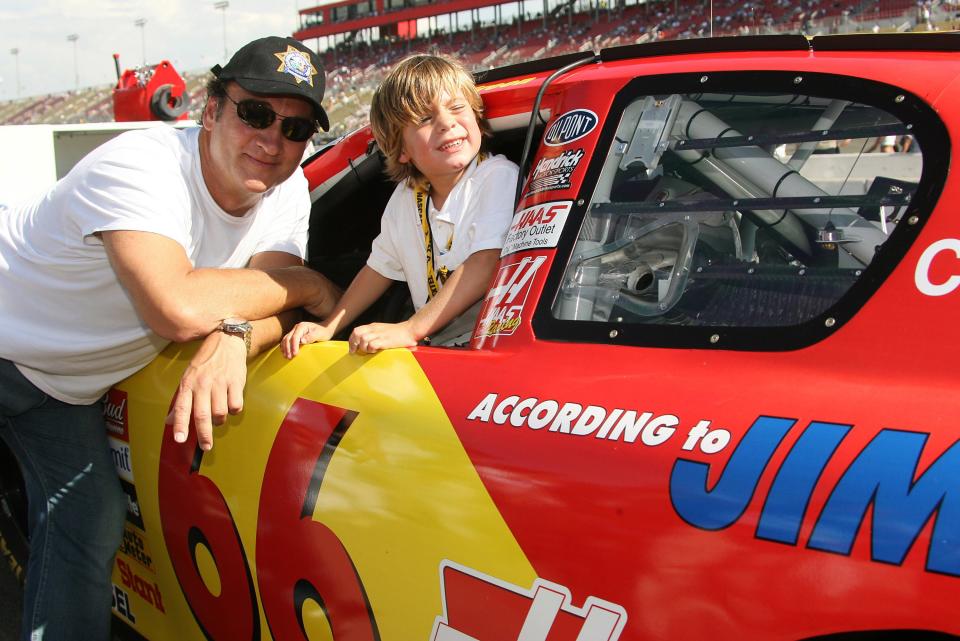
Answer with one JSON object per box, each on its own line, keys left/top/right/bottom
{"left": 0, "top": 0, "right": 954, "bottom": 139}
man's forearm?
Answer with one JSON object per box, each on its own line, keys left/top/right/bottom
{"left": 159, "top": 265, "right": 337, "bottom": 342}
{"left": 248, "top": 308, "right": 302, "bottom": 358}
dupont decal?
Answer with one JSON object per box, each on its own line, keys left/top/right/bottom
{"left": 501, "top": 201, "right": 570, "bottom": 256}
{"left": 104, "top": 389, "right": 129, "bottom": 441}
{"left": 915, "top": 238, "right": 960, "bottom": 296}
{"left": 431, "top": 561, "right": 626, "bottom": 641}
{"left": 468, "top": 394, "right": 960, "bottom": 579}
{"left": 544, "top": 109, "right": 598, "bottom": 146}
{"left": 476, "top": 256, "right": 547, "bottom": 338}
{"left": 523, "top": 148, "right": 584, "bottom": 197}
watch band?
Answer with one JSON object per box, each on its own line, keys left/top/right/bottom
{"left": 218, "top": 318, "right": 252, "bottom": 355}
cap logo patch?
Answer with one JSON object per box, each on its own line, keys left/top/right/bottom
{"left": 274, "top": 45, "right": 317, "bottom": 87}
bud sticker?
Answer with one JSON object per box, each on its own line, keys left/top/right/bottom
{"left": 523, "top": 148, "right": 584, "bottom": 197}
{"left": 104, "top": 389, "right": 129, "bottom": 442}
{"left": 544, "top": 109, "right": 598, "bottom": 146}
{"left": 502, "top": 201, "right": 571, "bottom": 256}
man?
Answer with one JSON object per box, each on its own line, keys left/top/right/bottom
{"left": 0, "top": 36, "right": 339, "bottom": 640}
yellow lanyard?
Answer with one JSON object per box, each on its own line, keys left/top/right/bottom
{"left": 414, "top": 154, "right": 485, "bottom": 300}
{"left": 414, "top": 187, "right": 449, "bottom": 300}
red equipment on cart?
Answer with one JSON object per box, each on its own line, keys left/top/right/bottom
{"left": 112, "top": 55, "right": 189, "bottom": 122}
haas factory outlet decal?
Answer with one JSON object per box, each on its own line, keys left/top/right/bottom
{"left": 502, "top": 201, "right": 570, "bottom": 256}
{"left": 467, "top": 394, "right": 960, "bottom": 579}
{"left": 432, "top": 561, "right": 627, "bottom": 641}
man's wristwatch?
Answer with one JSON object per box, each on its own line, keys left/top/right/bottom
{"left": 217, "top": 318, "right": 252, "bottom": 355}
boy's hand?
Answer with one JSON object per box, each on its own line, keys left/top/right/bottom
{"left": 282, "top": 321, "right": 335, "bottom": 358}
{"left": 349, "top": 321, "right": 418, "bottom": 354}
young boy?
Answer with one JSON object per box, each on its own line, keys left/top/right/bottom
{"left": 282, "top": 54, "right": 518, "bottom": 356}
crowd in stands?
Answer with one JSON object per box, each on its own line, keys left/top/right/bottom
{"left": 0, "top": 0, "right": 954, "bottom": 138}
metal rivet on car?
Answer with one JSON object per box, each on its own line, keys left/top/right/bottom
{"left": 700, "top": 75, "right": 709, "bottom": 83}
{"left": 908, "top": 215, "right": 919, "bottom": 225}
{"left": 855, "top": 270, "right": 862, "bottom": 276}
{"left": 609, "top": 329, "right": 619, "bottom": 338}
{"left": 732, "top": 200, "right": 739, "bottom": 206}
{"left": 747, "top": 267, "right": 755, "bottom": 274}
{"left": 709, "top": 334, "right": 720, "bottom": 343}
{"left": 895, "top": 94, "right": 905, "bottom": 103}
{"left": 696, "top": 266, "right": 703, "bottom": 273}
{"left": 813, "top": 197, "right": 821, "bottom": 203}
{"left": 906, "top": 123, "right": 913, "bottom": 130}
{"left": 615, "top": 316, "right": 623, "bottom": 323}
{"left": 793, "top": 76, "right": 803, "bottom": 84}
{"left": 798, "top": 268, "right": 806, "bottom": 276}
{"left": 577, "top": 199, "right": 585, "bottom": 206}
{"left": 825, "top": 317, "right": 836, "bottom": 328}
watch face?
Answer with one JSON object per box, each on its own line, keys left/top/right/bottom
{"left": 221, "top": 319, "right": 252, "bottom": 333}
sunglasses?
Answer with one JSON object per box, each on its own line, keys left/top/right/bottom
{"left": 223, "top": 93, "right": 318, "bottom": 143}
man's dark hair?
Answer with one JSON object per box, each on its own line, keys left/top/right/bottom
{"left": 198, "top": 76, "right": 229, "bottom": 125}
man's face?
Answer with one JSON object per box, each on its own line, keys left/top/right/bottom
{"left": 201, "top": 83, "right": 312, "bottom": 214}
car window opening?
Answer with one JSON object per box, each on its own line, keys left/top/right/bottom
{"left": 553, "top": 90, "right": 922, "bottom": 330}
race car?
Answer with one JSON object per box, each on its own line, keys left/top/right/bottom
{"left": 2, "top": 31, "right": 959, "bottom": 640}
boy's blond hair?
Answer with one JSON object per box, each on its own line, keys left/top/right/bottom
{"left": 370, "top": 54, "right": 489, "bottom": 190}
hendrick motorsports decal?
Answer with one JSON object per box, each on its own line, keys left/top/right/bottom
{"left": 431, "top": 561, "right": 626, "bottom": 641}
{"left": 468, "top": 395, "right": 960, "bottom": 579}
{"left": 476, "top": 256, "right": 547, "bottom": 338}
{"left": 544, "top": 109, "right": 598, "bottom": 146}
{"left": 502, "top": 201, "right": 570, "bottom": 256}
{"left": 523, "top": 148, "right": 584, "bottom": 198}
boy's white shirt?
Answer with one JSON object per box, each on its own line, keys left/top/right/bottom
{"left": 367, "top": 154, "right": 519, "bottom": 310}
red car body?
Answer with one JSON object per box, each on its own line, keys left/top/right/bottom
{"left": 4, "top": 32, "right": 960, "bottom": 641}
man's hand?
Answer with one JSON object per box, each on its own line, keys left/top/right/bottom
{"left": 349, "top": 321, "right": 418, "bottom": 354}
{"left": 169, "top": 330, "right": 248, "bottom": 450}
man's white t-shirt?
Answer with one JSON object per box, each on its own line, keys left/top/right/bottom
{"left": 367, "top": 154, "right": 518, "bottom": 310}
{"left": 0, "top": 126, "right": 309, "bottom": 404}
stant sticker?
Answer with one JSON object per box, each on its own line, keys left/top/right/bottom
{"left": 544, "top": 109, "right": 598, "bottom": 146}
{"left": 502, "top": 201, "right": 571, "bottom": 256}
{"left": 524, "top": 148, "right": 584, "bottom": 197}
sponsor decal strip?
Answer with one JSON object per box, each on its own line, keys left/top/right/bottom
{"left": 501, "top": 201, "right": 570, "bottom": 257}
{"left": 431, "top": 560, "right": 627, "bottom": 641}
{"left": 467, "top": 393, "right": 960, "bottom": 579}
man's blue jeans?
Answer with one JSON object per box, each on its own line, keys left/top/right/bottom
{"left": 0, "top": 359, "right": 126, "bottom": 641}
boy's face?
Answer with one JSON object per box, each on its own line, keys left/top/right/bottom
{"left": 398, "top": 90, "right": 482, "bottom": 193}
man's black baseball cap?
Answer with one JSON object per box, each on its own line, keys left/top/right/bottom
{"left": 212, "top": 36, "right": 330, "bottom": 132}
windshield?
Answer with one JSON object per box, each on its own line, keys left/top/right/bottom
{"left": 552, "top": 88, "right": 922, "bottom": 330}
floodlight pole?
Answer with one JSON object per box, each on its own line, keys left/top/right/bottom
{"left": 214, "top": 1, "right": 230, "bottom": 62}
{"left": 135, "top": 18, "right": 147, "bottom": 66}
{"left": 67, "top": 34, "right": 79, "bottom": 91}
{"left": 9, "top": 48, "right": 19, "bottom": 99}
